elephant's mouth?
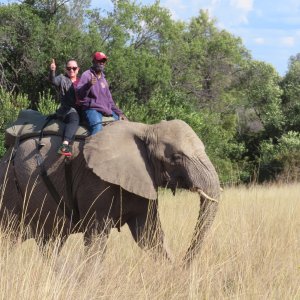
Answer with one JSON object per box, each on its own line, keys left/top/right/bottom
{"left": 166, "top": 176, "right": 190, "bottom": 195}
{"left": 163, "top": 169, "right": 219, "bottom": 203}
{"left": 167, "top": 182, "right": 219, "bottom": 203}
{"left": 162, "top": 169, "right": 190, "bottom": 195}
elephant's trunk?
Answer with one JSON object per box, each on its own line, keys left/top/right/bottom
{"left": 183, "top": 192, "right": 219, "bottom": 264}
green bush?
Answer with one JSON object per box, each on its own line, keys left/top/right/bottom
{"left": 258, "top": 131, "right": 300, "bottom": 181}
{"left": 36, "top": 89, "right": 59, "bottom": 115}
{"left": 123, "top": 88, "right": 197, "bottom": 124}
{"left": 0, "top": 88, "right": 30, "bottom": 156}
{"left": 275, "top": 131, "right": 300, "bottom": 181}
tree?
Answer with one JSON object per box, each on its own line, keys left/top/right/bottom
{"left": 237, "top": 60, "right": 284, "bottom": 136}
{"left": 84, "top": 0, "right": 177, "bottom": 104}
{"left": 280, "top": 54, "right": 300, "bottom": 131}
{"left": 0, "top": 88, "right": 29, "bottom": 156}
{"left": 0, "top": 1, "right": 90, "bottom": 104}
{"left": 168, "top": 10, "right": 250, "bottom": 112}
{"left": 0, "top": 4, "right": 47, "bottom": 95}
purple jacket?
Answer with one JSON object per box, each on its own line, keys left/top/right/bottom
{"left": 76, "top": 68, "right": 123, "bottom": 116}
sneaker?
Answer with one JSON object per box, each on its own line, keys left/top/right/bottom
{"left": 57, "top": 144, "right": 72, "bottom": 157}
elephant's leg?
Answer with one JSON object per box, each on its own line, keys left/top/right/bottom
{"left": 127, "top": 200, "right": 172, "bottom": 261}
{"left": 0, "top": 160, "right": 24, "bottom": 239}
{"left": 83, "top": 220, "right": 112, "bottom": 259}
{"left": 31, "top": 215, "right": 72, "bottom": 256}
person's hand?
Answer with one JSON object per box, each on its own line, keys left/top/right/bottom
{"left": 50, "top": 58, "right": 56, "bottom": 71}
{"left": 119, "top": 114, "right": 128, "bottom": 121}
{"left": 90, "top": 73, "right": 97, "bottom": 85}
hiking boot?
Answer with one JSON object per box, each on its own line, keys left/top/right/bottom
{"left": 57, "top": 144, "right": 72, "bottom": 157}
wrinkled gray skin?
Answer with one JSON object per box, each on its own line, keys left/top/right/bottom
{"left": 0, "top": 120, "right": 220, "bottom": 263}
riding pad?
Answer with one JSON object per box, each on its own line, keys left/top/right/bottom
{"left": 5, "top": 109, "right": 114, "bottom": 147}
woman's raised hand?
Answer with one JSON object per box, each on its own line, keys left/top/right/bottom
{"left": 50, "top": 58, "right": 56, "bottom": 71}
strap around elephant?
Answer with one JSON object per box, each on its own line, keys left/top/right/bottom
{"left": 36, "top": 119, "right": 80, "bottom": 224}
{"left": 64, "top": 157, "right": 80, "bottom": 223}
{"left": 37, "top": 116, "right": 54, "bottom": 150}
{"left": 37, "top": 153, "right": 80, "bottom": 224}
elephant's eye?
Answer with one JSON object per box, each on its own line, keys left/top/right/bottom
{"left": 172, "top": 153, "right": 182, "bottom": 163}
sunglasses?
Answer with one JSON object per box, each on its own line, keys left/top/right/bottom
{"left": 66, "top": 67, "right": 78, "bottom": 71}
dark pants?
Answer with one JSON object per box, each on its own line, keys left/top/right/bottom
{"left": 63, "top": 111, "right": 80, "bottom": 142}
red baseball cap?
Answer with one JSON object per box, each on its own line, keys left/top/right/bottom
{"left": 93, "top": 52, "right": 107, "bottom": 61}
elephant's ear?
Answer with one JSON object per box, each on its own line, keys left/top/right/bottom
{"left": 83, "top": 121, "right": 157, "bottom": 200}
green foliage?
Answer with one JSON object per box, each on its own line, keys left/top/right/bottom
{"left": 124, "top": 88, "right": 194, "bottom": 123}
{"left": 259, "top": 131, "right": 300, "bottom": 181}
{"left": 0, "top": 1, "right": 91, "bottom": 103}
{"left": 0, "top": 88, "right": 29, "bottom": 156}
{"left": 85, "top": 0, "right": 175, "bottom": 105}
{"left": 36, "top": 90, "right": 59, "bottom": 115}
{"left": 199, "top": 112, "right": 248, "bottom": 184}
{"left": 169, "top": 10, "right": 249, "bottom": 112}
{"left": 258, "top": 139, "right": 281, "bottom": 181}
{"left": 238, "top": 61, "right": 284, "bottom": 134}
{"left": 0, "top": 4, "right": 49, "bottom": 98}
{"left": 280, "top": 58, "right": 300, "bottom": 131}
{"left": 275, "top": 131, "right": 300, "bottom": 180}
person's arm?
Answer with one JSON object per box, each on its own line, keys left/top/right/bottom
{"left": 106, "top": 86, "right": 128, "bottom": 120}
{"left": 49, "top": 58, "right": 62, "bottom": 87}
{"left": 76, "top": 71, "right": 94, "bottom": 99}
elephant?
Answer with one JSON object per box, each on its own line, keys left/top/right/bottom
{"left": 0, "top": 118, "right": 220, "bottom": 263}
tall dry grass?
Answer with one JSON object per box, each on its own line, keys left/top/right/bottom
{"left": 0, "top": 184, "right": 299, "bottom": 299}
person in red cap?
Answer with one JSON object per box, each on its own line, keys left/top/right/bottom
{"left": 76, "top": 51, "right": 127, "bottom": 135}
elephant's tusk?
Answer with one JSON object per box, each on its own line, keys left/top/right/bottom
{"left": 197, "top": 189, "right": 219, "bottom": 203}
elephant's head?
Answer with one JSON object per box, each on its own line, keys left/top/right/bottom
{"left": 83, "top": 120, "right": 220, "bottom": 261}
{"left": 145, "top": 120, "right": 220, "bottom": 199}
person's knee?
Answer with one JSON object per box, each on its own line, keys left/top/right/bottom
{"left": 84, "top": 110, "right": 100, "bottom": 124}
{"left": 68, "top": 111, "right": 80, "bottom": 124}
{"left": 112, "top": 112, "right": 119, "bottom": 121}
{"left": 83, "top": 110, "right": 101, "bottom": 134}
{"left": 90, "top": 123, "right": 102, "bottom": 135}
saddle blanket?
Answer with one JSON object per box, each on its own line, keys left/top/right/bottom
{"left": 5, "top": 109, "right": 114, "bottom": 147}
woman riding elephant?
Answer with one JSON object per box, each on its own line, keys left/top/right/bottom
{"left": 0, "top": 119, "right": 220, "bottom": 263}
{"left": 49, "top": 58, "right": 81, "bottom": 157}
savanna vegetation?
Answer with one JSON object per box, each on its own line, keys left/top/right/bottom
{"left": 0, "top": 185, "right": 299, "bottom": 298}
{"left": 0, "top": 2, "right": 299, "bottom": 298}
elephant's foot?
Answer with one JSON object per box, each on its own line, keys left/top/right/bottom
{"left": 133, "top": 232, "right": 174, "bottom": 263}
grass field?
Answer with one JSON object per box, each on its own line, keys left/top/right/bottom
{"left": 0, "top": 184, "right": 299, "bottom": 299}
